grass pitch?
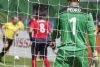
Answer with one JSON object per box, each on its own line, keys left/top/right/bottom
{"left": 0, "top": 55, "right": 32, "bottom": 67}
{"left": 0, "top": 54, "right": 99, "bottom": 67}
{"left": 0, "top": 55, "right": 53, "bottom": 67}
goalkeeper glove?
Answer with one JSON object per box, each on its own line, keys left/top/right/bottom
{"left": 92, "top": 51, "right": 99, "bottom": 67}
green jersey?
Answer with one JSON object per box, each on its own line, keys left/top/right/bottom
{"left": 52, "top": 7, "right": 96, "bottom": 52}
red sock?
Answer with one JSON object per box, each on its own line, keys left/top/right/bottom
{"left": 32, "top": 58, "right": 37, "bottom": 67}
{"left": 44, "top": 57, "right": 50, "bottom": 67}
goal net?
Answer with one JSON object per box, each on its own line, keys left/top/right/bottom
{"left": 0, "top": 0, "right": 100, "bottom": 67}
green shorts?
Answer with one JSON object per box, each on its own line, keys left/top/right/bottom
{"left": 54, "top": 48, "right": 90, "bottom": 67}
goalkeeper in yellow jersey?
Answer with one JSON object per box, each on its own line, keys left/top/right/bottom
{"left": 0, "top": 16, "right": 20, "bottom": 62}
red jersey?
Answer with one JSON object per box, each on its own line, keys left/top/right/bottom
{"left": 30, "top": 19, "right": 51, "bottom": 39}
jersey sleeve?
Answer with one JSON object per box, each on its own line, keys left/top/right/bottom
{"left": 2, "top": 24, "right": 6, "bottom": 29}
{"left": 2, "top": 23, "right": 8, "bottom": 29}
{"left": 18, "top": 21, "right": 25, "bottom": 30}
{"left": 87, "top": 13, "right": 96, "bottom": 52}
{"left": 47, "top": 22, "right": 52, "bottom": 33}
{"left": 52, "top": 14, "right": 60, "bottom": 41}
{"left": 30, "top": 21, "right": 35, "bottom": 30}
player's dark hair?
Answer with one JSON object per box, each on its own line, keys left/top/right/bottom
{"left": 12, "top": 16, "right": 19, "bottom": 20}
{"left": 35, "top": 12, "right": 46, "bottom": 19}
{"left": 33, "top": 4, "right": 49, "bottom": 19}
{"left": 18, "top": 16, "right": 21, "bottom": 20}
{"left": 68, "top": 0, "right": 80, "bottom": 2}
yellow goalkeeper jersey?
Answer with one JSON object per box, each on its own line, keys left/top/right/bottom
{"left": 17, "top": 21, "right": 24, "bottom": 30}
{"left": 2, "top": 22, "right": 19, "bottom": 39}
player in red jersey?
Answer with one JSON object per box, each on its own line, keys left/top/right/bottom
{"left": 30, "top": 15, "right": 52, "bottom": 67}
{"left": 29, "top": 16, "right": 36, "bottom": 41}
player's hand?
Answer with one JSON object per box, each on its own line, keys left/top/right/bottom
{"left": 92, "top": 50, "right": 99, "bottom": 67}
{"left": 16, "top": 33, "right": 19, "bottom": 36}
{"left": 29, "top": 32, "right": 33, "bottom": 41}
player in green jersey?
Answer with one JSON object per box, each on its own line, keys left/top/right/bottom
{"left": 52, "top": 0, "right": 98, "bottom": 67}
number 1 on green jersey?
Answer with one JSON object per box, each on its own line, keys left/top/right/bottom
{"left": 69, "top": 17, "right": 77, "bottom": 35}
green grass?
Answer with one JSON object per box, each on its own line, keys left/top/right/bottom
{"left": 0, "top": 55, "right": 53, "bottom": 67}
{"left": 0, "top": 55, "right": 98, "bottom": 67}
{"left": 0, "top": 55, "right": 32, "bottom": 67}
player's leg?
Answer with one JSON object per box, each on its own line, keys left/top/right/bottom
{"left": 0, "top": 39, "right": 13, "bottom": 62}
{"left": 31, "top": 39, "right": 39, "bottom": 67}
{"left": 44, "top": 44, "right": 50, "bottom": 67}
{"left": 39, "top": 39, "right": 50, "bottom": 67}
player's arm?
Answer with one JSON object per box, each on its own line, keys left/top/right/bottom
{"left": 29, "top": 21, "right": 34, "bottom": 41}
{"left": 87, "top": 13, "right": 97, "bottom": 56}
{"left": 15, "top": 27, "right": 20, "bottom": 36}
{"left": 47, "top": 22, "right": 53, "bottom": 34}
{"left": 1, "top": 23, "right": 8, "bottom": 43}
{"left": 1, "top": 23, "right": 8, "bottom": 35}
{"left": 18, "top": 21, "right": 25, "bottom": 30}
{"left": 2, "top": 23, "right": 7, "bottom": 29}
{"left": 87, "top": 13, "right": 99, "bottom": 67}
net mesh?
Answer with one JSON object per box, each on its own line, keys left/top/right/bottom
{"left": 0, "top": 0, "right": 100, "bottom": 67}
